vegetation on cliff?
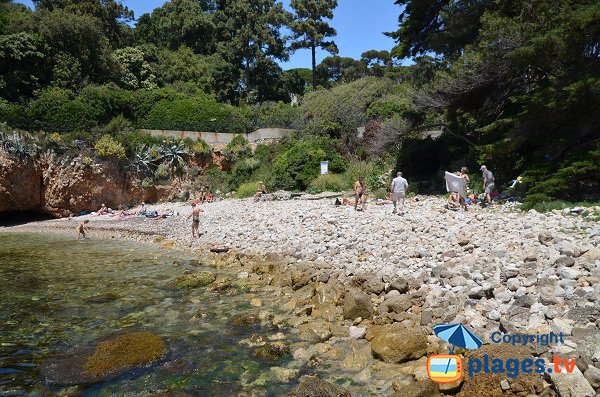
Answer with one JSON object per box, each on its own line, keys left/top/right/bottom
{"left": 1, "top": 0, "right": 599, "bottom": 208}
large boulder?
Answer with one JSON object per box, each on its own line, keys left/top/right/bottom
{"left": 288, "top": 376, "right": 351, "bottom": 397}
{"left": 371, "top": 324, "right": 428, "bottom": 363}
{"left": 550, "top": 365, "right": 595, "bottom": 397}
{"left": 342, "top": 288, "right": 373, "bottom": 320}
{"left": 44, "top": 332, "right": 168, "bottom": 385}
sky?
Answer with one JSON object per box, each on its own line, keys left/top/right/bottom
{"left": 14, "top": 0, "right": 402, "bottom": 70}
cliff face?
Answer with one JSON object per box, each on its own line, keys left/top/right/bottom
{"left": 0, "top": 152, "right": 42, "bottom": 213}
{"left": 0, "top": 152, "right": 173, "bottom": 218}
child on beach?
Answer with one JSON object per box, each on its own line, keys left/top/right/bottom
{"left": 76, "top": 220, "right": 89, "bottom": 240}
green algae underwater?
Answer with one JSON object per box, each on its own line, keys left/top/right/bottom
{"left": 0, "top": 233, "right": 297, "bottom": 396}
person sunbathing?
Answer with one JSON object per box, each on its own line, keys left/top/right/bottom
{"left": 206, "top": 191, "right": 215, "bottom": 203}
{"left": 137, "top": 202, "right": 147, "bottom": 215}
{"left": 447, "top": 192, "right": 461, "bottom": 210}
{"left": 254, "top": 182, "right": 267, "bottom": 202}
{"left": 98, "top": 204, "right": 109, "bottom": 215}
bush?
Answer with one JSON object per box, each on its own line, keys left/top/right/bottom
{"left": 307, "top": 173, "right": 348, "bottom": 193}
{"left": 270, "top": 135, "right": 346, "bottom": 191}
{"left": 154, "top": 163, "right": 170, "bottom": 182}
{"left": 224, "top": 134, "right": 252, "bottom": 161}
{"left": 94, "top": 134, "right": 126, "bottom": 159}
{"left": 188, "top": 166, "right": 201, "bottom": 178}
{"left": 236, "top": 181, "right": 261, "bottom": 198}
{"left": 229, "top": 158, "right": 260, "bottom": 190}
{"left": 27, "top": 87, "right": 100, "bottom": 131}
{"left": 140, "top": 95, "right": 244, "bottom": 133}
{"left": 191, "top": 138, "right": 211, "bottom": 157}
{"left": 252, "top": 102, "right": 304, "bottom": 129}
{"left": 141, "top": 177, "right": 154, "bottom": 189}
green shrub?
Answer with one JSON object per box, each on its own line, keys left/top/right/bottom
{"left": 252, "top": 102, "right": 304, "bottom": 129}
{"left": 28, "top": 87, "right": 100, "bottom": 131}
{"left": 191, "top": 138, "right": 211, "bottom": 157}
{"left": 154, "top": 163, "right": 170, "bottom": 182}
{"left": 94, "top": 134, "right": 126, "bottom": 159}
{"left": 224, "top": 135, "right": 252, "bottom": 161}
{"left": 141, "top": 177, "right": 154, "bottom": 189}
{"left": 188, "top": 166, "right": 201, "bottom": 178}
{"left": 194, "top": 166, "right": 229, "bottom": 194}
{"left": 140, "top": 95, "right": 243, "bottom": 133}
{"left": 236, "top": 181, "right": 261, "bottom": 198}
{"left": 229, "top": 158, "right": 260, "bottom": 190}
{"left": 307, "top": 173, "right": 348, "bottom": 193}
{"left": 270, "top": 135, "right": 346, "bottom": 191}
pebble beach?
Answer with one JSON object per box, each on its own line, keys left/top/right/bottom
{"left": 6, "top": 196, "right": 600, "bottom": 396}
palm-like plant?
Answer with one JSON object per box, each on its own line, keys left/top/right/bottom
{"left": 131, "top": 144, "right": 156, "bottom": 175}
{"left": 0, "top": 131, "right": 37, "bottom": 159}
{"left": 161, "top": 141, "right": 189, "bottom": 178}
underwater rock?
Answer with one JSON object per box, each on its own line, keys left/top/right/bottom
{"left": 83, "top": 293, "right": 120, "bottom": 304}
{"left": 231, "top": 313, "right": 261, "bottom": 327}
{"left": 171, "top": 271, "right": 216, "bottom": 289}
{"left": 44, "top": 332, "right": 168, "bottom": 386}
{"left": 254, "top": 343, "right": 290, "bottom": 361}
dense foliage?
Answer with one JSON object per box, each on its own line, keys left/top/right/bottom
{"left": 1, "top": 0, "right": 598, "bottom": 205}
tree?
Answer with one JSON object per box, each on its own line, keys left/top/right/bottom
{"left": 289, "top": 0, "right": 338, "bottom": 89}
{"left": 0, "top": 32, "right": 49, "bottom": 100}
{"left": 135, "top": 0, "right": 216, "bottom": 55}
{"left": 316, "top": 56, "right": 366, "bottom": 86}
{"left": 33, "top": 9, "right": 115, "bottom": 85}
{"left": 385, "top": 0, "right": 494, "bottom": 60}
{"left": 113, "top": 46, "right": 158, "bottom": 90}
{"left": 214, "top": 0, "right": 291, "bottom": 103}
{"left": 32, "top": 0, "right": 134, "bottom": 47}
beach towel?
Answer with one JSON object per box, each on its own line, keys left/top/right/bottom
{"left": 445, "top": 172, "right": 467, "bottom": 198}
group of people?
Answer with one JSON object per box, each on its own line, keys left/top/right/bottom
{"left": 192, "top": 190, "right": 215, "bottom": 205}
{"left": 339, "top": 171, "right": 410, "bottom": 214}
{"left": 345, "top": 164, "right": 495, "bottom": 215}
{"left": 446, "top": 165, "right": 495, "bottom": 211}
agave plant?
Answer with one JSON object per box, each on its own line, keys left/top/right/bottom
{"left": 131, "top": 144, "right": 156, "bottom": 175}
{"left": 0, "top": 131, "right": 37, "bottom": 159}
{"left": 161, "top": 141, "right": 189, "bottom": 177}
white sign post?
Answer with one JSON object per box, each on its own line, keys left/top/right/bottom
{"left": 320, "top": 161, "right": 329, "bottom": 175}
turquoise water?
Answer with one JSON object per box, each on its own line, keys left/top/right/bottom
{"left": 0, "top": 233, "right": 296, "bottom": 396}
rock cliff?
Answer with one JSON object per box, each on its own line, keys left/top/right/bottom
{"left": 0, "top": 152, "right": 172, "bottom": 217}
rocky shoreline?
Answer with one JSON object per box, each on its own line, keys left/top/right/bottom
{"left": 4, "top": 197, "right": 600, "bottom": 396}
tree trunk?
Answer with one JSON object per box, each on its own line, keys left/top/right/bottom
{"left": 311, "top": 41, "right": 317, "bottom": 89}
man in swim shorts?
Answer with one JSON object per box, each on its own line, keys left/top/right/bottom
{"left": 191, "top": 203, "right": 202, "bottom": 238}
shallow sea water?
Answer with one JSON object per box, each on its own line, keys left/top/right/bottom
{"left": 0, "top": 233, "right": 297, "bottom": 396}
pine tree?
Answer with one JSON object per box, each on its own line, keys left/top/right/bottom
{"left": 289, "top": 0, "right": 338, "bottom": 89}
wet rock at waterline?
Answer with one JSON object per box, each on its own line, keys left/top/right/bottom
{"left": 287, "top": 375, "right": 351, "bottom": 397}
{"left": 44, "top": 332, "right": 168, "bottom": 386}
{"left": 370, "top": 324, "right": 428, "bottom": 364}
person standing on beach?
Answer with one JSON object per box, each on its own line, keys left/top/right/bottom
{"left": 390, "top": 172, "right": 409, "bottom": 215}
{"left": 191, "top": 203, "right": 203, "bottom": 238}
{"left": 354, "top": 177, "right": 366, "bottom": 211}
{"left": 480, "top": 165, "right": 495, "bottom": 204}
{"left": 76, "top": 220, "right": 89, "bottom": 240}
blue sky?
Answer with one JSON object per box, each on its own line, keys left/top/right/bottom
{"left": 14, "top": 0, "right": 402, "bottom": 70}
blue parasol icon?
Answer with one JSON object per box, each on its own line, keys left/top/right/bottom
{"left": 434, "top": 324, "right": 483, "bottom": 354}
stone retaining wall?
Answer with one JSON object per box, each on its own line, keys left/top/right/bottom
{"left": 140, "top": 128, "right": 294, "bottom": 146}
